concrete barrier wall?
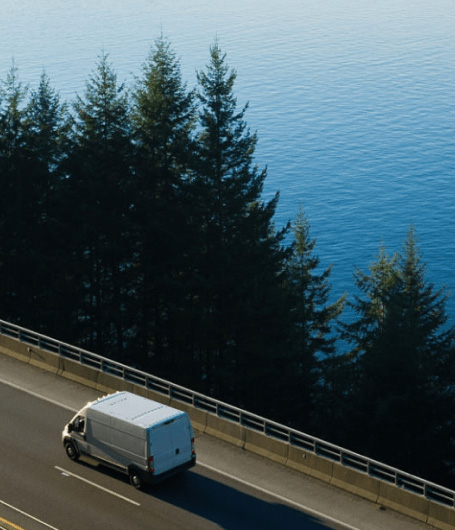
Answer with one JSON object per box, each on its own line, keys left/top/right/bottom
{"left": 428, "top": 502, "right": 455, "bottom": 530}
{"left": 244, "top": 429, "right": 288, "bottom": 465}
{"left": 378, "top": 482, "right": 430, "bottom": 524}
{"left": 205, "top": 414, "right": 245, "bottom": 448}
{"left": 286, "top": 445, "right": 334, "bottom": 483}
{"left": 1, "top": 336, "right": 454, "bottom": 530}
{"left": 330, "top": 462, "right": 380, "bottom": 503}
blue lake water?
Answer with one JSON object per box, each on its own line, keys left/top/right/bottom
{"left": 2, "top": 0, "right": 455, "bottom": 322}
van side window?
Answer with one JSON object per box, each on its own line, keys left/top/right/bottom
{"left": 74, "top": 416, "right": 85, "bottom": 433}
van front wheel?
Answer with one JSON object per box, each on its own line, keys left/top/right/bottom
{"left": 65, "top": 441, "right": 79, "bottom": 461}
{"left": 129, "top": 468, "right": 144, "bottom": 490}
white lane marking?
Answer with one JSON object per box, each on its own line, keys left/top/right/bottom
{"left": 0, "top": 499, "right": 62, "bottom": 530}
{"left": 0, "top": 378, "right": 78, "bottom": 412}
{"left": 197, "top": 462, "right": 364, "bottom": 530}
{"left": 55, "top": 466, "right": 140, "bottom": 506}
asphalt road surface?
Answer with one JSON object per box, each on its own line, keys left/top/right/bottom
{"left": 0, "top": 354, "right": 433, "bottom": 530}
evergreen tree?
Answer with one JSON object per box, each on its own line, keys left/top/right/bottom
{"left": 0, "top": 64, "right": 68, "bottom": 331}
{"left": 25, "top": 72, "right": 68, "bottom": 177}
{"left": 130, "top": 35, "right": 197, "bottom": 375}
{"left": 344, "top": 228, "right": 455, "bottom": 484}
{"left": 23, "top": 72, "right": 72, "bottom": 335}
{"left": 0, "top": 65, "right": 73, "bottom": 334}
{"left": 282, "top": 207, "right": 345, "bottom": 431}
{"left": 190, "top": 42, "right": 289, "bottom": 412}
{"left": 389, "top": 228, "right": 455, "bottom": 483}
{"left": 338, "top": 244, "right": 400, "bottom": 447}
{"left": 343, "top": 244, "right": 400, "bottom": 357}
{"left": 0, "top": 62, "right": 30, "bottom": 323}
{"left": 63, "top": 53, "right": 133, "bottom": 356}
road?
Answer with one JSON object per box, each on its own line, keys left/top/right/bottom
{"left": 0, "top": 353, "right": 433, "bottom": 530}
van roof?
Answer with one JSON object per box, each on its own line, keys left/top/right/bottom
{"left": 90, "top": 391, "right": 183, "bottom": 428}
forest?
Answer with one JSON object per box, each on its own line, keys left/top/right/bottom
{"left": 1, "top": 36, "right": 455, "bottom": 487}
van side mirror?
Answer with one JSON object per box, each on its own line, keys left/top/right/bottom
{"left": 67, "top": 423, "right": 73, "bottom": 433}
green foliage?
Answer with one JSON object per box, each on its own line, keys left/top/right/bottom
{"left": 133, "top": 35, "right": 196, "bottom": 174}
{"left": 0, "top": 65, "right": 68, "bottom": 332}
{"left": 63, "top": 52, "right": 133, "bottom": 355}
{"left": 281, "top": 207, "right": 345, "bottom": 430}
{"left": 342, "top": 227, "right": 455, "bottom": 483}
{"left": 189, "top": 42, "right": 290, "bottom": 412}
{"left": 22, "top": 72, "right": 71, "bottom": 334}
{"left": 130, "top": 36, "right": 197, "bottom": 373}
{"left": 0, "top": 62, "right": 30, "bottom": 323}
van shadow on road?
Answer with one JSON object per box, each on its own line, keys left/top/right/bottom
{"left": 151, "top": 468, "right": 335, "bottom": 530}
{"left": 80, "top": 460, "right": 336, "bottom": 529}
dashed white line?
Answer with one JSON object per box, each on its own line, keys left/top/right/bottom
{"left": 0, "top": 378, "right": 78, "bottom": 412}
{"left": 55, "top": 466, "right": 140, "bottom": 506}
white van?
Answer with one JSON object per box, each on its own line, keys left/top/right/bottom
{"left": 62, "top": 391, "right": 196, "bottom": 488}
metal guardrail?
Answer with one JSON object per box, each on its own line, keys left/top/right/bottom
{"left": 1, "top": 318, "right": 454, "bottom": 508}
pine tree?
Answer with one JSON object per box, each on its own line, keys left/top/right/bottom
{"left": 343, "top": 243, "right": 400, "bottom": 357}
{"left": 0, "top": 64, "right": 67, "bottom": 330}
{"left": 0, "top": 63, "right": 30, "bottom": 323}
{"left": 130, "top": 35, "right": 197, "bottom": 375}
{"left": 64, "top": 52, "right": 133, "bottom": 356}
{"left": 23, "top": 72, "right": 72, "bottom": 335}
{"left": 282, "top": 207, "right": 345, "bottom": 431}
{"left": 190, "top": 42, "right": 289, "bottom": 411}
{"left": 389, "top": 228, "right": 455, "bottom": 482}
{"left": 25, "top": 72, "right": 68, "bottom": 178}
{"left": 0, "top": 65, "right": 74, "bottom": 334}
{"left": 343, "top": 228, "right": 455, "bottom": 484}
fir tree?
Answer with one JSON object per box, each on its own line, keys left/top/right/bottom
{"left": 191, "top": 42, "right": 289, "bottom": 412}
{"left": 343, "top": 243, "right": 400, "bottom": 357}
{"left": 343, "top": 228, "right": 455, "bottom": 484}
{"left": 0, "top": 62, "right": 30, "bottom": 323}
{"left": 389, "top": 228, "right": 455, "bottom": 482}
{"left": 25, "top": 72, "right": 68, "bottom": 176}
{"left": 22, "top": 72, "right": 71, "bottom": 334}
{"left": 64, "top": 52, "right": 133, "bottom": 356}
{"left": 0, "top": 62, "right": 29, "bottom": 228}
{"left": 282, "top": 207, "right": 345, "bottom": 431}
{"left": 130, "top": 35, "right": 197, "bottom": 374}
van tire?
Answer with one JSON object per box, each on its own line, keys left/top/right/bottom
{"left": 65, "top": 441, "right": 79, "bottom": 461}
{"left": 129, "top": 468, "right": 144, "bottom": 490}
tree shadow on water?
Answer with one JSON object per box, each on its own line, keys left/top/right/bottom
{"left": 150, "top": 469, "right": 336, "bottom": 530}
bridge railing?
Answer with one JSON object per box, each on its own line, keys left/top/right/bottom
{"left": 1, "top": 318, "right": 454, "bottom": 508}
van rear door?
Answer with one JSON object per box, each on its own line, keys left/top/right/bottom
{"left": 149, "top": 415, "right": 193, "bottom": 476}
{"left": 169, "top": 415, "right": 193, "bottom": 468}
{"left": 150, "top": 422, "right": 174, "bottom": 476}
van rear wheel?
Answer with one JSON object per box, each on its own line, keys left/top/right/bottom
{"left": 65, "top": 441, "right": 79, "bottom": 461}
{"left": 129, "top": 469, "right": 144, "bottom": 490}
